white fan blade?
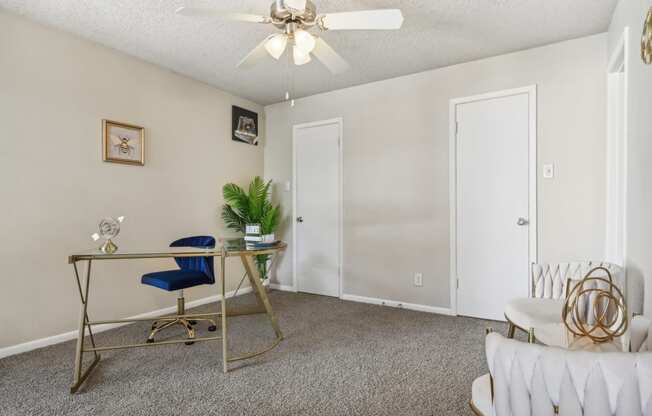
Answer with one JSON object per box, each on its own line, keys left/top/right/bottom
{"left": 175, "top": 6, "right": 270, "bottom": 23}
{"left": 312, "top": 38, "right": 350, "bottom": 75}
{"left": 237, "top": 35, "right": 275, "bottom": 69}
{"left": 320, "top": 9, "right": 404, "bottom": 31}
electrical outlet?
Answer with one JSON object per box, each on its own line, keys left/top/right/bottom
{"left": 414, "top": 273, "right": 423, "bottom": 287}
{"left": 543, "top": 164, "right": 554, "bottom": 179}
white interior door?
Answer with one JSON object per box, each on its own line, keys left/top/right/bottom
{"left": 454, "top": 90, "right": 535, "bottom": 321}
{"left": 294, "top": 120, "right": 341, "bottom": 297}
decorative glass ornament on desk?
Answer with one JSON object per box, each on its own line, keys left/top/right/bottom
{"left": 91, "top": 216, "right": 125, "bottom": 253}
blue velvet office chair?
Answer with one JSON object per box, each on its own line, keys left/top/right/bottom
{"left": 141, "top": 236, "right": 217, "bottom": 344}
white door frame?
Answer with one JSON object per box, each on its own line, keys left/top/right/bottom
{"left": 448, "top": 85, "right": 538, "bottom": 315}
{"left": 605, "top": 27, "right": 629, "bottom": 267}
{"left": 292, "top": 117, "right": 344, "bottom": 297}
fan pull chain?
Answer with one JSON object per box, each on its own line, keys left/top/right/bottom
{"left": 285, "top": 39, "right": 295, "bottom": 107}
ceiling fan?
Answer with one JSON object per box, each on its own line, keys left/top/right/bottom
{"left": 176, "top": 0, "right": 404, "bottom": 74}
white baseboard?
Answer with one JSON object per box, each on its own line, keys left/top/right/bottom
{"left": 0, "top": 287, "right": 254, "bottom": 360}
{"left": 1, "top": 287, "right": 452, "bottom": 359}
{"left": 340, "top": 294, "right": 454, "bottom": 316}
{"left": 269, "top": 283, "right": 296, "bottom": 292}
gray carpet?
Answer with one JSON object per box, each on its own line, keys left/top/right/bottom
{"left": 0, "top": 291, "right": 507, "bottom": 416}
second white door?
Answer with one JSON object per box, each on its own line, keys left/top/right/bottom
{"left": 294, "top": 119, "right": 341, "bottom": 297}
{"left": 454, "top": 89, "right": 535, "bottom": 321}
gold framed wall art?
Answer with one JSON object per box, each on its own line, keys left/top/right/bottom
{"left": 102, "top": 119, "right": 145, "bottom": 165}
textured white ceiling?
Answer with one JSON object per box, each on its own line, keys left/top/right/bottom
{"left": 0, "top": 0, "right": 617, "bottom": 105}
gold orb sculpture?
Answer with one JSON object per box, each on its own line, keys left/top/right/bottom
{"left": 562, "top": 266, "right": 627, "bottom": 344}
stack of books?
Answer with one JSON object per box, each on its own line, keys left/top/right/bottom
{"left": 244, "top": 224, "right": 278, "bottom": 250}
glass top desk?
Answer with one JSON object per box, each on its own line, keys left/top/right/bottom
{"left": 67, "top": 239, "right": 287, "bottom": 393}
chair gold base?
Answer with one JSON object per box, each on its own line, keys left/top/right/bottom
{"left": 147, "top": 297, "right": 217, "bottom": 344}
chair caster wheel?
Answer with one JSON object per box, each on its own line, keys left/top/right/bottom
{"left": 208, "top": 325, "right": 217, "bottom": 332}
{"left": 185, "top": 341, "right": 195, "bottom": 346}
{"left": 146, "top": 339, "right": 155, "bottom": 343}
{"left": 189, "top": 320, "right": 197, "bottom": 325}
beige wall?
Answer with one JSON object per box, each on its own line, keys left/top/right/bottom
{"left": 0, "top": 11, "right": 265, "bottom": 348}
{"left": 264, "top": 34, "right": 608, "bottom": 310}
{"left": 608, "top": 0, "right": 652, "bottom": 315}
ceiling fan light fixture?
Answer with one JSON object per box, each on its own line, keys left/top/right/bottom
{"left": 180, "top": 1, "right": 404, "bottom": 74}
{"left": 293, "top": 45, "right": 311, "bottom": 65}
{"left": 293, "top": 29, "right": 316, "bottom": 53}
{"left": 264, "top": 34, "right": 288, "bottom": 59}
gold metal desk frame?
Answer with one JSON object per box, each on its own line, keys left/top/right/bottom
{"left": 67, "top": 242, "right": 286, "bottom": 393}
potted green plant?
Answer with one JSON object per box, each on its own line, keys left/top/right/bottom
{"left": 221, "top": 176, "right": 280, "bottom": 280}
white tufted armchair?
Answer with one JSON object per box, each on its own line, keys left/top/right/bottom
{"left": 632, "top": 316, "right": 652, "bottom": 352}
{"left": 504, "top": 261, "right": 624, "bottom": 341}
{"left": 471, "top": 323, "right": 652, "bottom": 416}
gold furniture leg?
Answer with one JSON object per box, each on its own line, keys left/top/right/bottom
{"left": 217, "top": 253, "right": 285, "bottom": 365}
{"left": 220, "top": 247, "right": 228, "bottom": 373}
{"left": 240, "top": 255, "right": 284, "bottom": 339}
{"left": 70, "top": 260, "right": 101, "bottom": 393}
{"left": 507, "top": 322, "right": 516, "bottom": 338}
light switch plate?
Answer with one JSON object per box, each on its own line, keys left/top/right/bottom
{"left": 414, "top": 273, "right": 423, "bottom": 287}
{"left": 285, "top": 181, "right": 291, "bottom": 192}
{"left": 543, "top": 164, "right": 554, "bottom": 179}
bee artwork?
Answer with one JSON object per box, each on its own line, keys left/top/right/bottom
{"left": 102, "top": 120, "right": 145, "bottom": 165}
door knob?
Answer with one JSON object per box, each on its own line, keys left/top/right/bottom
{"left": 296, "top": 216, "right": 303, "bottom": 223}
{"left": 517, "top": 217, "right": 529, "bottom": 226}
